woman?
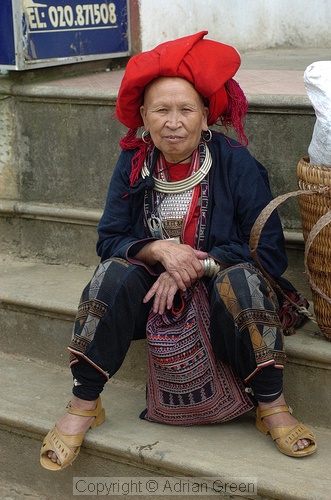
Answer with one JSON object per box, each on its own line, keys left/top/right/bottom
{"left": 40, "top": 31, "right": 316, "bottom": 471}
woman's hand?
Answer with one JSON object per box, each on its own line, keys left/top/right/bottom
{"left": 143, "top": 271, "right": 179, "bottom": 315}
{"left": 136, "top": 240, "right": 208, "bottom": 290}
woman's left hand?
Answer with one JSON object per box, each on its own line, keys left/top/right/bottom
{"left": 135, "top": 240, "right": 208, "bottom": 290}
{"left": 143, "top": 271, "right": 180, "bottom": 315}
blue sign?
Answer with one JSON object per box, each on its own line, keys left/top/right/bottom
{"left": 0, "top": 1, "right": 16, "bottom": 66}
{"left": 0, "top": 0, "right": 130, "bottom": 70}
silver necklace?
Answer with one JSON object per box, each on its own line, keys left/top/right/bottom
{"left": 141, "top": 145, "right": 212, "bottom": 194}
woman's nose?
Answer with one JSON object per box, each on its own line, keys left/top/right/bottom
{"left": 166, "top": 111, "right": 181, "bottom": 128}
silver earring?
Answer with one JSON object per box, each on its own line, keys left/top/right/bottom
{"left": 202, "top": 129, "right": 212, "bottom": 142}
{"left": 142, "top": 130, "right": 151, "bottom": 143}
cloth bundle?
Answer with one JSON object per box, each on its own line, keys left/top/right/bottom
{"left": 304, "top": 61, "right": 331, "bottom": 167}
{"left": 140, "top": 280, "right": 253, "bottom": 426}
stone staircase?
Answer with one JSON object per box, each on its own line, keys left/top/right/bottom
{"left": 1, "top": 51, "right": 331, "bottom": 500}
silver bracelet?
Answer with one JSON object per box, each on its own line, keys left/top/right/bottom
{"left": 203, "top": 257, "right": 221, "bottom": 277}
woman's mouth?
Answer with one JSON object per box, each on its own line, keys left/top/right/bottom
{"left": 164, "top": 135, "right": 184, "bottom": 143}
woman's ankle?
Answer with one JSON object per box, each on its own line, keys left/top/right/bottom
{"left": 258, "top": 393, "right": 286, "bottom": 410}
{"left": 69, "top": 395, "right": 98, "bottom": 411}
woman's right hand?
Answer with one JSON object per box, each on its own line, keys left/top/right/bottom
{"left": 143, "top": 271, "right": 179, "bottom": 315}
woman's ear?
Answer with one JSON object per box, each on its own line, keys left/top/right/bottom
{"left": 140, "top": 105, "right": 148, "bottom": 129}
{"left": 202, "top": 107, "right": 209, "bottom": 131}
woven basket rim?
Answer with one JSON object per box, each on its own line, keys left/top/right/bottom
{"left": 298, "top": 156, "right": 331, "bottom": 173}
{"left": 298, "top": 157, "right": 331, "bottom": 188}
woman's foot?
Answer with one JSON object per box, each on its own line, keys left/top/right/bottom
{"left": 257, "top": 394, "right": 316, "bottom": 455}
{"left": 42, "top": 396, "right": 104, "bottom": 468}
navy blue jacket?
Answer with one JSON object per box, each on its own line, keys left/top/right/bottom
{"left": 97, "top": 132, "right": 288, "bottom": 280}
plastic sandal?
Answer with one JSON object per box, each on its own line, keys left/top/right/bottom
{"left": 256, "top": 405, "right": 317, "bottom": 457}
{"left": 40, "top": 396, "right": 105, "bottom": 471}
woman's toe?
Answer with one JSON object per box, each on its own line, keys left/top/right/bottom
{"left": 47, "top": 451, "right": 58, "bottom": 463}
{"left": 293, "top": 439, "right": 311, "bottom": 451}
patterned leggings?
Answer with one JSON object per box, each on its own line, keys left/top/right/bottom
{"left": 69, "top": 259, "right": 284, "bottom": 403}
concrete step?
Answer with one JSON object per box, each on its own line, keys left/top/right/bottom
{"left": 0, "top": 60, "right": 320, "bottom": 266}
{"left": 1, "top": 351, "right": 331, "bottom": 500}
{"left": 0, "top": 199, "right": 312, "bottom": 280}
{"left": 0, "top": 200, "right": 100, "bottom": 267}
{"left": 0, "top": 480, "right": 48, "bottom": 500}
{"left": 0, "top": 254, "right": 330, "bottom": 430}
{"left": 0, "top": 254, "right": 146, "bottom": 387}
{"left": 0, "top": 66, "right": 318, "bottom": 269}
{"left": 0, "top": 202, "right": 313, "bottom": 296}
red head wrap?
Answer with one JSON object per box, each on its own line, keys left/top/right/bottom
{"left": 116, "top": 31, "right": 248, "bottom": 185}
{"left": 117, "top": 31, "right": 246, "bottom": 127}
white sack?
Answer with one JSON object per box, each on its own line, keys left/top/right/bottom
{"left": 304, "top": 61, "right": 331, "bottom": 167}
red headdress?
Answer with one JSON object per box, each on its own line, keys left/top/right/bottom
{"left": 116, "top": 31, "right": 248, "bottom": 185}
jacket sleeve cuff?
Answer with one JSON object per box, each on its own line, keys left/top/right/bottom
{"left": 126, "top": 238, "right": 161, "bottom": 276}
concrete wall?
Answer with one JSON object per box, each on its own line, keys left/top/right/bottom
{"left": 139, "top": 0, "right": 331, "bottom": 52}
{"left": 0, "top": 78, "right": 315, "bottom": 268}
{"left": 0, "top": 92, "right": 19, "bottom": 200}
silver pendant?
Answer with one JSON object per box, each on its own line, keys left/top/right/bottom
{"left": 147, "top": 215, "right": 163, "bottom": 239}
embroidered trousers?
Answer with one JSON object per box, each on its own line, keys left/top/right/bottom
{"left": 69, "top": 258, "right": 284, "bottom": 402}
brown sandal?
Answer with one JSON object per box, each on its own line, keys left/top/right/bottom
{"left": 256, "top": 405, "right": 317, "bottom": 457}
{"left": 40, "top": 396, "right": 105, "bottom": 471}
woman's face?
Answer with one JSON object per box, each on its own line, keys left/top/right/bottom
{"left": 140, "top": 77, "right": 209, "bottom": 164}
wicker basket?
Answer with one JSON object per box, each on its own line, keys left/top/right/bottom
{"left": 297, "top": 156, "right": 331, "bottom": 341}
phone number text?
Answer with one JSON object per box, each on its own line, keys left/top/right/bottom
{"left": 26, "top": 3, "right": 117, "bottom": 30}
